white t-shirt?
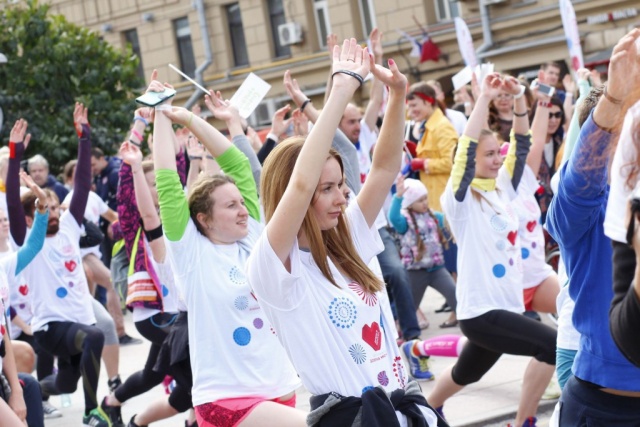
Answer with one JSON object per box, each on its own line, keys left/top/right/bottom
{"left": 132, "top": 240, "right": 183, "bottom": 322}
{"left": 23, "top": 212, "right": 96, "bottom": 331}
{"left": 0, "top": 248, "right": 32, "bottom": 339}
{"left": 166, "top": 217, "right": 300, "bottom": 406}
{"left": 247, "top": 202, "right": 410, "bottom": 397}
{"left": 356, "top": 120, "right": 378, "bottom": 182}
{"left": 0, "top": 253, "right": 18, "bottom": 348}
{"left": 604, "top": 101, "right": 640, "bottom": 243}
{"left": 441, "top": 169, "right": 524, "bottom": 320}
{"left": 514, "top": 166, "right": 554, "bottom": 289}
{"left": 63, "top": 191, "right": 109, "bottom": 225}
{"left": 556, "top": 264, "right": 579, "bottom": 351}
{"left": 445, "top": 109, "right": 468, "bottom": 137}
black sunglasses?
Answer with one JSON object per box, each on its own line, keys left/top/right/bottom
{"left": 548, "top": 112, "right": 563, "bottom": 119}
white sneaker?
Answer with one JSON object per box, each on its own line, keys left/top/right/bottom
{"left": 542, "top": 378, "right": 561, "bottom": 400}
{"left": 43, "top": 400, "right": 63, "bottom": 419}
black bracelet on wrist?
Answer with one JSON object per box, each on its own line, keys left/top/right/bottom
{"left": 128, "top": 139, "right": 141, "bottom": 147}
{"left": 206, "top": 154, "right": 214, "bottom": 160}
{"left": 188, "top": 155, "right": 202, "bottom": 161}
{"left": 331, "top": 70, "right": 364, "bottom": 87}
{"left": 513, "top": 110, "right": 528, "bottom": 117}
{"left": 300, "top": 99, "right": 311, "bottom": 113}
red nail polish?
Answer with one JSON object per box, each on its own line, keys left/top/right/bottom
{"left": 388, "top": 59, "right": 395, "bottom": 65}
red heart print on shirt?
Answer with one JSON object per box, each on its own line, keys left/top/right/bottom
{"left": 507, "top": 231, "right": 517, "bottom": 246}
{"left": 526, "top": 221, "right": 537, "bottom": 233}
{"left": 64, "top": 260, "right": 77, "bottom": 272}
{"left": 362, "top": 322, "right": 382, "bottom": 351}
{"left": 19, "top": 285, "right": 28, "bottom": 296}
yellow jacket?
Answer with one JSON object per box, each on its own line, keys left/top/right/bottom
{"left": 416, "top": 108, "right": 458, "bottom": 211}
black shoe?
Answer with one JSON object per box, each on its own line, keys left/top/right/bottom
{"left": 435, "top": 302, "right": 452, "bottom": 313}
{"left": 128, "top": 414, "right": 147, "bottom": 427}
{"left": 108, "top": 375, "right": 122, "bottom": 393}
{"left": 101, "top": 396, "right": 124, "bottom": 427}
{"left": 119, "top": 334, "right": 143, "bottom": 346}
{"left": 523, "top": 310, "right": 541, "bottom": 322}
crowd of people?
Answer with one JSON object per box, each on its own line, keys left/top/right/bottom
{"left": 1, "top": 27, "right": 640, "bottom": 427}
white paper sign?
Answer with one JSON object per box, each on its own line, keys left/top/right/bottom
{"left": 559, "top": 0, "right": 584, "bottom": 71}
{"left": 454, "top": 17, "right": 477, "bottom": 68}
{"left": 452, "top": 66, "right": 473, "bottom": 91}
{"left": 229, "top": 73, "right": 272, "bottom": 119}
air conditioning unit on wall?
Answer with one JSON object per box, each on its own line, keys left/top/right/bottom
{"left": 278, "top": 22, "right": 303, "bottom": 46}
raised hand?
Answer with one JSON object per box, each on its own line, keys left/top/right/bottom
{"left": 19, "top": 170, "right": 47, "bottom": 203}
{"left": 146, "top": 69, "right": 175, "bottom": 105}
{"left": 119, "top": 141, "right": 143, "bottom": 168}
{"left": 590, "top": 69, "right": 602, "bottom": 86}
{"left": 501, "top": 76, "right": 522, "bottom": 96}
{"left": 371, "top": 58, "right": 407, "bottom": 93}
{"left": 191, "top": 104, "right": 202, "bottom": 116}
{"left": 160, "top": 106, "right": 191, "bottom": 126}
{"left": 327, "top": 33, "right": 338, "bottom": 58}
{"left": 369, "top": 28, "right": 384, "bottom": 62}
{"left": 480, "top": 72, "right": 503, "bottom": 99}
{"left": 134, "top": 106, "right": 154, "bottom": 123}
{"left": 283, "top": 70, "right": 308, "bottom": 107}
{"left": 185, "top": 133, "right": 205, "bottom": 159}
{"left": 73, "top": 102, "right": 89, "bottom": 136}
{"left": 292, "top": 109, "right": 309, "bottom": 136}
{"left": 562, "top": 74, "right": 576, "bottom": 94}
{"left": 9, "top": 119, "right": 31, "bottom": 148}
{"left": 331, "top": 38, "right": 372, "bottom": 87}
{"left": 576, "top": 68, "right": 591, "bottom": 83}
{"left": 204, "top": 90, "right": 240, "bottom": 123}
{"left": 606, "top": 28, "right": 640, "bottom": 102}
{"left": 175, "top": 127, "right": 190, "bottom": 150}
{"left": 271, "top": 104, "right": 292, "bottom": 138}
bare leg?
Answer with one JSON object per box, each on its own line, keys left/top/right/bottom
{"left": 238, "top": 401, "right": 307, "bottom": 427}
{"left": 530, "top": 274, "right": 560, "bottom": 314}
{"left": 11, "top": 341, "right": 35, "bottom": 373}
{"left": 102, "top": 343, "right": 120, "bottom": 380}
{"left": 426, "top": 365, "right": 465, "bottom": 409}
{"left": 515, "top": 359, "right": 555, "bottom": 425}
{"left": 133, "top": 398, "right": 179, "bottom": 425}
{"left": 84, "top": 253, "right": 126, "bottom": 337}
{"left": 0, "top": 397, "right": 25, "bottom": 426}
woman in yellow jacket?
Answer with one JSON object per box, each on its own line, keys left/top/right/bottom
{"left": 407, "top": 82, "right": 458, "bottom": 211}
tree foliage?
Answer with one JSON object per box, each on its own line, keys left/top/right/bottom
{"left": 0, "top": 0, "right": 143, "bottom": 173}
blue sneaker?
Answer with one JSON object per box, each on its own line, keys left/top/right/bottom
{"left": 401, "top": 340, "right": 435, "bottom": 381}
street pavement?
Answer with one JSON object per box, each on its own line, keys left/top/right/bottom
{"left": 44, "top": 287, "right": 557, "bottom": 426}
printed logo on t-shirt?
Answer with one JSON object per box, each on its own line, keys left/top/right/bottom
{"left": 347, "top": 282, "right": 377, "bottom": 307}
{"left": 377, "top": 370, "right": 389, "bottom": 386}
{"left": 349, "top": 343, "right": 367, "bottom": 364}
{"left": 327, "top": 297, "right": 357, "bottom": 329}
{"left": 361, "top": 321, "right": 382, "bottom": 351}
{"left": 18, "top": 284, "right": 29, "bottom": 296}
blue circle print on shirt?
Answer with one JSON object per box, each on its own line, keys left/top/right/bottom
{"left": 56, "top": 287, "right": 68, "bottom": 298}
{"left": 234, "top": 296, "right": 249, "bottom": 311}
{"left": 521, "top": 248, "right": 530, "bottom": 260}
{"left": 328, "top": 297, "right": 357, "bottom": 329}
{"left": 492, "top": 264, "right": 506, "bottom": 278}
{"left": 349, "top": 343, "right": 367, "bottom": 364}
{"left": 162, "top": 285, "right": 169, "bottom": 297}
{"left": 233, "top": 327, "right": 251, "bottom": 346}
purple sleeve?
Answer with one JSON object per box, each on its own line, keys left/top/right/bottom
{"left": 7, "top": 142, "right": 27, "bottom": 246}
{"left": 116, "top": 161, "right": 141, "bottom": 258}
{"left": 69, "top": 124, "right": 92, "bottom": 226}
{"left": 176, "top": 149, "right": 187, "bottom": 187}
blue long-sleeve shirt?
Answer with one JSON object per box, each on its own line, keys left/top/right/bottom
{"left": 15, "top": 210, "right": 49, "bottom": 275}
{"left": 546, "top": 111, "right": 640, "bottom": 391}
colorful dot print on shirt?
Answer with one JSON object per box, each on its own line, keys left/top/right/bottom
{"left": 392, "top": 356, "right": 407, "bottom": 388}
{"left": 328, "top": 297, "right": 357, "bottom": 329}
{"left": 490, "top": 214, "right": 507, "bottom": 232}
{"left": 233, "top": 327, "right": 251, "bottom": 346}
{"left": 347, "top": 282, "right": 377, "bottom": 306}
{"left": 229, "top": 266, "right": 246, "bottom": 286}
{"left": 234, "top": 296, "right": 249, "bottom": 310}
{"left": 377, "top": 370, "right": 389, "bottom": 386}
{"left": 349, "top": 343, "right": 367, "bottom": 364}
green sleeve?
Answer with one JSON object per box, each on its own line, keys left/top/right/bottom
{"left": 156, "top": 169, "right": 190, "bottom": 241}
{"left": 216, "top": 146, "right": 260, "bottom": 221}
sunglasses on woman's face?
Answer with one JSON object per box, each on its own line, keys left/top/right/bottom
{"left": 549, "top": 112, "right": 563, "bottom": 119}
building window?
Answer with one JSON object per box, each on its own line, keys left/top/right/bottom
{"left": 313, "top": 0, "right": 331, "bottom": 49}
{"left": 358, "top": 0, "right": 376, "bottom": 37}
{"left": 174, "top": 17, "right": 196, "bottom": 77}
{"left": 226, "top": 3, "right": 249, "bottom": 67}
{"left": 434, "top": 0, "right": 460, "bottom": 22}
{"left": 268, "top": 0, "right": 291, "bottom": 58}
{"left": 123, "top": 29, "right": 144, "bottom": 80}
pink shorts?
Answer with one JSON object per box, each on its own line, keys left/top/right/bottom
{"left": 523, "top": 286, "right": 538, "bottom": 312}
{"left": 195, "top": 394, "right": 296, "bottom": 427}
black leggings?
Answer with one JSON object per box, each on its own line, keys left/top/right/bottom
{"left": 451, "top": 309, "right": 556, "bottom": 386}
{"left": 34, "top": 322, "right": 104, "bottom": 413}
{"left": 114, "top": 312, "right": 176, "bottom": 403}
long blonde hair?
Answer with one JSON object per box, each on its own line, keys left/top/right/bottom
{"left": 261, "top": 137, "right": 383, "bottom": 294}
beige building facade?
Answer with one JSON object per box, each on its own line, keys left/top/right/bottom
{"left": 35, "top": 0, "right": 640, "bottom": 127}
